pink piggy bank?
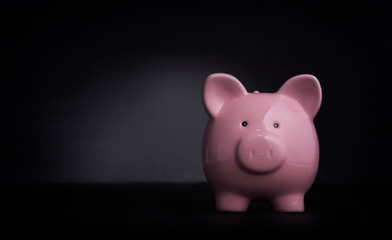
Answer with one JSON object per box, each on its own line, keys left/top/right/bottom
{"left": 202, "top": 73, "right": 322, "bottom": 212}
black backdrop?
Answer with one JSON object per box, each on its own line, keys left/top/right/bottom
{"left": 3, "top": 2, "right": 391, "bottom": 185}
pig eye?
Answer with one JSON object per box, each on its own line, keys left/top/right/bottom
{"left": 273, "top": 122, "right": 279, "bottom": 128}
{"left": 241, "top": 121, "right": 248, "bottom": 127}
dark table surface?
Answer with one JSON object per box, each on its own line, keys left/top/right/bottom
{"left": 1, "top": 183, "right": 391, "bottom": 235}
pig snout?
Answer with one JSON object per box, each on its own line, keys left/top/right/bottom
{"left": 237, "top": 135, "right": 284, "bottom": 173}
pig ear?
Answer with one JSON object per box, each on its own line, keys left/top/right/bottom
{"left": 203, "top": 73, "right": 248, "bottom": 118}
{"left": 277, "top": 74, "right": 322, "bottom": 119}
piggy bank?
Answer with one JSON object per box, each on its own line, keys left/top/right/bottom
{"left": 202, "top": 73, "right": 322, "bottom": 212}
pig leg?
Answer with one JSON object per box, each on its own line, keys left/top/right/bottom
{"left": 215, "top": 192, "right": 250, "bottom": 212}
{"left": 270, "top": 193, "right": 305, "bottom": 212}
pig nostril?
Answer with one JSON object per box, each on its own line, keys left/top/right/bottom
{"left": 268, "top": 150, "right": 273, "bottom": 158}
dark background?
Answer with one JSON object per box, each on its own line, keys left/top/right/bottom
{"left": 2, "top": 2, "right": 391, "bottom": 185}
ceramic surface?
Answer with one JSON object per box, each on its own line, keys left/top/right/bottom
{"left": 202, "top": 73, "right": 322, "bottom": 212}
